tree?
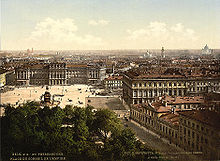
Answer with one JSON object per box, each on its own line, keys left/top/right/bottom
{"left": 93, "top": 109, "right": 122, "bottom": 143}
{"left": 38, "top": 106, "right": 65, "bottom": 152}
{"left": 1, "top": 102, "right": 163, "bottom": 161}
{"left": 103, "top": 128, "right": 137, "bottom": 161}
{"left": 85, "top": 105, "right": 95, "bottom": 130}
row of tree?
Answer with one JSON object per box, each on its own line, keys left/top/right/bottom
{"left": 1, "top": 102, "right": 164, "bottom": 161}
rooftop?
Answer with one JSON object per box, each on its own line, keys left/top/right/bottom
{"left": 105, "top": 75, "right": 123, "bottom": 80}
{"left": 132, "top": 102, "right": 172, "bottom": 113}
{"left": 159, "top": 112, "right": 179, "bottom": 126}
{"left": 178, "top": 110, "right": 220, "bottom": 130}
{"left": 164, "top": 96, "right": 204, "bottom": 104}
{"left": 124, "top": 66, "right": 220, "bottom": 79}
{"left": 151, "top": 102, "right": 172, "bottom": 113}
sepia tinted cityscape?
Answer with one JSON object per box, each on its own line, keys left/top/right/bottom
{"left": 1, "top": 1, "right": 220, "bottom": 161}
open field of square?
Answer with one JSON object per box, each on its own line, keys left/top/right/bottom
{"left": 1, "top": 85, "right": 103, "bottom": 108}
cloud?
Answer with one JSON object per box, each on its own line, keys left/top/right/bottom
{"left": 88, "top": 19, "right": 109, "bottom": 26}
{"left": 126, "top": 21, "right": 198, "bottom": 48}
{"left": 26, "top": 17, "right": 105, "bottom": 50}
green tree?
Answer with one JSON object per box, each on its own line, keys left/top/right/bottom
{"left": 38, "top": 106, "right": 65, "bottom": 152}
{"left": 85, "top": 105, "right": 95, "bottom": 130}
{"left": 103, "top": 128, "right": 137, "bottom": 161}
{"left": 1, "top": 102, "right": 163, "bottom": 161}
{"left": 93, "top": 109, "right": 122, "bottom": 143}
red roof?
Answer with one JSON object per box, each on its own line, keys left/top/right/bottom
{"left": 151, "top": 102, "right": 172, "bottom": 112}
{"left": 160, "top": 113, "right": 179, "bottom": 126}
{"left": 164, "top": 96, "right": 204, "bottom": 104}
{"left": 178, "top": 110, "right": 220, "bottom": 130}
{"left": 105, "top": 76, "right": 123, "bottom": 80}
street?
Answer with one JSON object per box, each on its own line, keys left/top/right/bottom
{"left": 122, "top": 119, "right": 206, "bottom": 161}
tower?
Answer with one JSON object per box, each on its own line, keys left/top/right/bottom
{"left": 161, "top": 47, "right": 165, "bottom": 58}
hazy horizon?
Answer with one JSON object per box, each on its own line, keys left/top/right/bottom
{"left": 1, "top": 0, "right": 220, "bottom": 50}
{"left": 1, "top": 48, "right": 220, "bottom": 52}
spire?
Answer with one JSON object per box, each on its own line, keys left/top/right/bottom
{"left": 161, "top": 47, "right": 165, "bottom": 58}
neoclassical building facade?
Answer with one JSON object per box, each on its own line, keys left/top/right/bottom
{"left": 178, "top": 110, "right": 220, "bottom": 160}
{"left": 123, "top": 67, "right": 220, "bottom": 105}
{"left": 15, "top": 63, "right": 106, "bottom": 86}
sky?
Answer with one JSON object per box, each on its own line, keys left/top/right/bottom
{"left": 1, "top": 0, "right": 220, "bottom": 50}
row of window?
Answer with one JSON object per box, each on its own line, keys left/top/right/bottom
{"left": 131, "top": 110, "right": 155, "bottom": 126}
{"left": 49, "top": 80, "right": 66, "bottom": 85}
{"left": 67, "top": 71, "right": 86, "bottom": 74}
{"left": 190, "top": 82, "right": 220, "bottom": 86}
{"left": 133, "top": 81, "right": 220, "bottom": 88}
{"left": 189, "top": 82, "right": 207, "bottom": 86}
{"left": 132, "top": 110, "right": 178, "bottom": 140}
{"left": 89, "top": 73, "right": 99, "bottom": 78}
{"left": 180, "top": 119, "right": 213, "bottom": 135}
{"left": 173, "top": 104, "right": 198, "bottom": 110}
{"left": 133, "top": 89, "right": 185, "bottom": 97}
{"left": 180, "top": 137, "right": 205, "bottom": 152}
{"left": 181, "top": 119, "right": 210, "bottom": 133}
{"left": 50, "top": 74, "right": 65, "bottom": 78}
{"left": 49, "top": 64, "right": 65, "bottom": 68}
{"left": 159, "top": 124, "right": 178, "bottom": 139}
{"left": 133, "top": 82, "right": 187, "bottom": 87}
{"left": 106, "top": 80, "right": 122, "bottom": 83}
{"left": 189, "top": 87, "right": 207, "bottom": 92}
{"left": 67, "top": 74, "right": 85, "bottom": 78}
{"left": 107, "top": 84, "right": 122, "bottom": 87}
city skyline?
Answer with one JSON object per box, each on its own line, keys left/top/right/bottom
{"left": 1, "top": 0, "right": 220, "bottom": 50}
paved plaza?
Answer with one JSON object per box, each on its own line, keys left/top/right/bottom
{"left": 0, "top": 85, "right": 103, "bottom": 108}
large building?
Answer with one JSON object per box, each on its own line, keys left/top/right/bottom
{"left": 161, "top": 95, "right": 204, "bottom": 110}
{"left": 130, "top": 95, "right": 203, "bottom": 134}
{"left": 30, "top": 64, "right": 49, "bottom": 85}
{"left": 66, "top": 64, "right": 87, "bottom": 84}
{"left": 104, "top": 75, "right": 123, "bottom": 89}
{"left": 88, "top": 64, "right": 106, "bottom": 85}
{"left": 123, "top": 67, "right": 220, "bottom": 105}
{"left": 49, "top": 63, "right": 67, "bottom": 85}
{"left": 130, "top": 102, "right": 220, "bottom": 160}
{"left": 0, "top": 69, "right": 15, "bottom": 87}
{"left": 15, "top": 63, "right": 106, "bottom": 86}
{"left": 15, "top": 65, "right": 30, "bottom": 86}
{"left": 178, "top": 110, "right": 220, "bottom": 160}
{"left": 202, "top": 44, "right": 212, "bottom": 55}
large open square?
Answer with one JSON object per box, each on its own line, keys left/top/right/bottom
{"left": 0, "top": 85, "right": 103, "bottom": 108}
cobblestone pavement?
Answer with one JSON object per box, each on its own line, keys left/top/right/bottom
{"left": 122, "top": 119, "right": 207, "bottom": 161}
